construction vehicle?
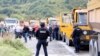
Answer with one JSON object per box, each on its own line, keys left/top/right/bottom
{"left": 59, "top": 13, "right": 73, "bottom": 46}
{"left": 47, "top": 17, "right": 60, "bottom": 27}
{"left": 59, "top": 9, "right": 91, "bottom": 46}
{"left": 87, "top": 0, "right": 100, "bottom": 56}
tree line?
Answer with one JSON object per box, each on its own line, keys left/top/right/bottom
{"left": 0, "top": 0, "right": 88, "bottom": 20}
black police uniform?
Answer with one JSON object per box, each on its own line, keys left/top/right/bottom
{"left": 35, "top": 28, "right": 50, "bottom": 56}
{"left": 49, "top": 26, "right": 52, "bottom": 41}
{"left": 72, "top": 27, "right": 82, "bottom": 53}
{"left": 53, "top": 25, "right": 59, "bottom": 40}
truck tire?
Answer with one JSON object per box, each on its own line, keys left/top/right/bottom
{"left": 62, "top": 34, "right": 66, "bottom": 42}
{"left": 89, "top": 39, "right": 95, "bottom": 56}
{"left": 67, "top": 39, "right": 72, "bottom": 46}
{"left": 66, "top": 37, "right": 73, "bottom": 46}
{"left": 59, "top": 34, "right": 63, "bottom": 40}
{"left": 94, "top": 40, "right": 98, "bottom": 56}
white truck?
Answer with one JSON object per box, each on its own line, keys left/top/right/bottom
{"left": 4, "top": 18, "right": 19, "bottom": 32}
{"left": 87, "top": 0, "right": 100, "bottom": 56}
{"left": 47, "top": 17, "right": 60, "bottom": 26}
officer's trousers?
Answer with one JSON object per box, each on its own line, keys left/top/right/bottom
{"left": 73, "top": 37, "right": 80, "bottom": 52}
{"left": 36, "top": 40, "right": 48, "bottom": 56}
{"left": 53, "top": 31, "right": 59, "bottom": 40}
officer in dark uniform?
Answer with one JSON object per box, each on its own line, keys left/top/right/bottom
{"left": 35, "top": 22, "right": 50, "bottom": 56}
{"left": 72, "top": 24, "right": 83, "bottom": 53}
{"left": 49, "top": 26, "right": 52, "bottom": 41}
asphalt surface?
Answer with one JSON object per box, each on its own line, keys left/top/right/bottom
{"left": 21, "top": 37, "right": 89, "bottom": 56}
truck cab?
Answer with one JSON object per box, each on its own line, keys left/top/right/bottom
{"left": 47, "top": 17, "right": 60, "bottom": 27}
{"left": 72, "top": 9, "right": 91, "bottom": 46}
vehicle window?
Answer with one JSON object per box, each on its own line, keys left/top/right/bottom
{"left": 49, "top": 20, "right": 58, "bottom": 25}
{"left": 62, "top": 15, "right": 72, "bottom": 24}
{"left": 5, "top": 20, "right": 17, "bottom": 23}
{"left": 77, "top": 13, "right": 87, "bottom": 25}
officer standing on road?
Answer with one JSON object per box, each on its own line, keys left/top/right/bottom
{"left": 54, "top": 24, "right": 59, "bottom": 40}
{"left": 52, "top": 23, "right": 59, "bottom": 40}
{"left": 72, "top": 24, "right": 83, "bottom": 53}
{"left": 35, "top": 22, "right": 50, "bottom": 56}
{"left": 49, "top": 26, "right": 52, "bottom": 41}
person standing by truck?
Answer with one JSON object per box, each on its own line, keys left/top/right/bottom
{"left": 52, "top": 23, "right": 59, "bottom": 40}
{"left": 49, "top": 26, "right": 53, "bottom": 41}
{"left": 72, "top": 24, "right": 83, "bottom": 53}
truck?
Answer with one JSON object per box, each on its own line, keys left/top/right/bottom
{"left": 59, "top": 13, "right": 73, "bottom": 45}
{"left": 59, "top": 9, "right": 91, "bottom": 46}
{"left": 4, "top": 18, "right": 19, "bottom": 32}
{"left": 47, "top": 17, "right": 60, "bottom": 27}
{"left": 87, "top": 0, "right": 100, "bottom": 56}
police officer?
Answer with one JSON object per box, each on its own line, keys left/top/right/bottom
{"left": 52, "top": 24, "right": 59, "bottom": 40}
{"left": 72, "top": 24, "right": 83, "bottom": 53}
{"left": 54, "top": 25, "right": 59, "bottom": 40}
{"left": 49, "top": 26, "right": 52, "bottom": 41}
{"left": 35, "top": 22, "right": 50, "bottom": 56}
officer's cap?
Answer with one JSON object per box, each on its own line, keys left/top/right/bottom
{"left": 40, "top": 22, "right": 45, "bottom": 27}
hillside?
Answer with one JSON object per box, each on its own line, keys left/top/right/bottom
{"left": 0, "top": 0, "right": 88, "bottom": 19}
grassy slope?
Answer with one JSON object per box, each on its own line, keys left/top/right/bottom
{"left": 0, "top": 39, "right": 32, "bottom": 56}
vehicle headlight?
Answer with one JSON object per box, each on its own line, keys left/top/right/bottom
{"left": 83, "top": 31, "right": 87, "bottom": 35}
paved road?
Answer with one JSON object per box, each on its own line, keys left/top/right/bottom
{"left": 21, "top": 37, "right": 89, "bottom": 56}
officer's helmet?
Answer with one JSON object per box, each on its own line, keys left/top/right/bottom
{"left": 40, "top": 22, "right": 45, "bottom": 27}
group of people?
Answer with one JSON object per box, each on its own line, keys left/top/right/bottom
{"left": 0, "top": 22, "right": 9, "bottom": 37}
{"left": 49, "top": 24, "right": 59, "bottom": 41}
{"left": 35, "top": 22, "right": 61, "bottom": 56}
{"left": 14, "top": 23, "right": 39, "bottom": 43}
{"left": 14, "top": 21, "right": 83, "bottom": 56}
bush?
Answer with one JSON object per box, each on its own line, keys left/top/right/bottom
{"left": 3, "top": 39, "right": 26, "bottom": 50}
{"left": 0, "top": 39, "right": 32, "bottom": 56}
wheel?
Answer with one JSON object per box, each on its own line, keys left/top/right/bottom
{"left": 89, "top": 39, "right": 95, "bottom": 56}
{"left": 64, "top": 35, "right": 66, "bottom": 42}
{"left": 94, "top": 40, "right": 98, "bottom": 56}
{"left": 66, "top": 38, "right": 73, "bottom": 46}
{"left": 59, "top": 33, "right": 63, "bottom": 40}
{"left": 62, "top": 34, "right": 66, "bottom": 42}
